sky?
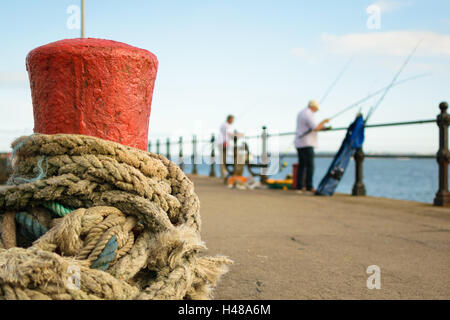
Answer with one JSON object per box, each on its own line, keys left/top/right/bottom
{"left": 0, "top": 0, "right": 449, "bottom": 155}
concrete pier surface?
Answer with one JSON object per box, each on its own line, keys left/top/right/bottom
{"left": 190, "top": 176, "right": 450, "bottom": 300}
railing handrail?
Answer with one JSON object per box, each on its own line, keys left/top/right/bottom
{"left": 151, "top": 118, "right": 436, "bottom": 144}
{"left": 246, "top": 119, "right": 436, "bottom": 139}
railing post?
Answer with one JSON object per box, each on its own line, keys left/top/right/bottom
{"left": 166, "top": 138, "right": 171, "bottom": 160}
{"left": 148, "top": 141, "right": 151, "bottom": 153}
{"left": 233, "top": 132, "right": 238, "bottom": 176}
{"left": 178, "top": 136, "right": 184, "bottom": 171}
{"left": 261, "top": 126, "right": 268, "bottom": 185}
{"left": 434, "top": 101, "right": 450, "bottom": 206}
{"left": 156, "top": 139, "right": 160, "bottom": 154}
{"left": 192, "top": 135, "right": 197, "bottom": 175}
{"left": 209, "top": 134, "right": 216, "bottom": 177}
{"left": 352, "top": 148, "right": 366, "bottom": 196}
{"left": 222, "top": 142, "right": 228, "bottom": 184}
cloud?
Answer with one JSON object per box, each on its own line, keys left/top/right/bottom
{"left": 370, "top": 0, "right": 412, "bottom": 13}
{"left": 321, "top": 31, "right": 450, "bottom": 57}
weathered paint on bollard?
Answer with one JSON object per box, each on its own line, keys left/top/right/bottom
{"left": 26, "top": 38, "right": 158, "bottom": 150}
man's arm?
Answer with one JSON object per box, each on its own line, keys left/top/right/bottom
{"left": 314, "top": 118, "right": 330, "bottom": 131}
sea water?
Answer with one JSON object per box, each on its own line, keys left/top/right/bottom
{"left": 181, "top": 157, "right": 437, "bottom": 204}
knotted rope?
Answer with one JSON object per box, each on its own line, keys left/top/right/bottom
{"left": 0, "top": 134, "right": 231, "bottom": 300}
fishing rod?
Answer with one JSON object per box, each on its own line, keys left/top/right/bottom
{"left": 296, "top": 72, "right": 429, "bottom": 140}
{"left": 328, "top": 72, "right": 430, "bottom": 121}
{"left": 276, "top": 44, "right": 423, "bottom": 175}
{"left": 300, "top": 73, "right": 431, "bottom": 138}
{"left": 276, "top": 72, "right": 429, "bottom": 168}
{"left": 320, "top": 57, "right": 353, "bottom": 105}
{"left": 365, "top": 40, "right": 422, "bottom": 123}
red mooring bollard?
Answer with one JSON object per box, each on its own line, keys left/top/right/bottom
{"left": 26, "top": 38, "right": 158, "bottom": 150}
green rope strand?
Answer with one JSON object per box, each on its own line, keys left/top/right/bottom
{"left": 15, "top": 212, "right": 48, "bottom": 241}
{"left": 90, "top": 235, "right": 118, "bottom": 270}
{"left": 43, "top": 201, "right": 74, "bottom": 217}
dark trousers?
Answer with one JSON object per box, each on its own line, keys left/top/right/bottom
{"left": 296, "top": 147, "right": 314, "bottom": 190}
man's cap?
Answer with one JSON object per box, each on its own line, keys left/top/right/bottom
{"left": 308, "top": 100, "right": 320, "bottom": 110}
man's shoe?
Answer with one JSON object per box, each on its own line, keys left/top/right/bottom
{"left": 295, "top": 187, "right": 306, "bottom": 194}
{"left": 305, "top": 188, "right": 316, "bottom": 194}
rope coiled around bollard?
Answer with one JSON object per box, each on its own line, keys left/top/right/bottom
{"left": 0, "top": 133, "right": 232, "bottom": 300}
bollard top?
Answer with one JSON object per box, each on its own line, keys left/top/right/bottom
{"left": 26, "top": 38, "right": 158, "bottom": 68}
{"left": 440, "top": 101, "right": 449, "bottom": 112}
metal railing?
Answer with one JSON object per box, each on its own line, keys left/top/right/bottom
{"left": 148, "top": 102, "right": 450, "bottom": 207}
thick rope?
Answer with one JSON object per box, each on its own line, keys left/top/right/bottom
{"left": 0, "top": 133, "right": 232, "bottom": 300}
{"left": 1, "top": 212, "right": 16, "bottom": 249}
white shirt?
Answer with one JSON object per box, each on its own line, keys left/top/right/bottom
{"left": 218, "top": 122, "right": 234, "bottom": 145}
{"left": 295, "top": 107, "right": 318, "bottom": 148}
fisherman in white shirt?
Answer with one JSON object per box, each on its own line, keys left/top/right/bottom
{"left": 218, "top": 114, "right": 243, "bottom": 178}
{"left": 295, "top": 100, "right": 329, "bottom": 193}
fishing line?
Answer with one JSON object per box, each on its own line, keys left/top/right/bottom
{"left": 365, "top": 40, "right": 423, "bottom": 123}
{"left": 320, "top": 57, "right": 354, "bottom": 105}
